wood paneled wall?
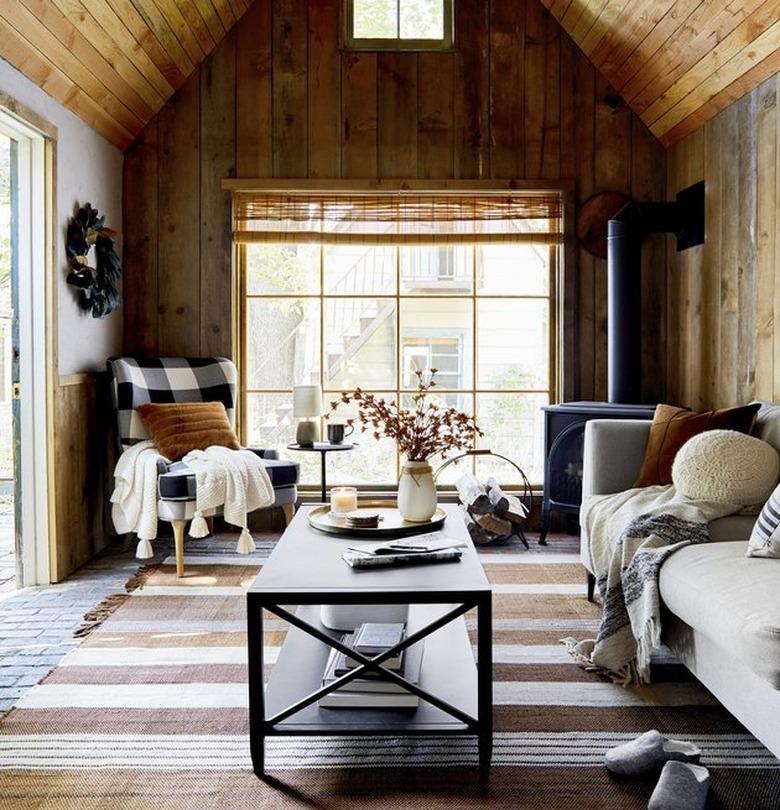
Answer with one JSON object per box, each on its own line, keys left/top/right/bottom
{"left": 666, "top": 73, "right": 779, "bottom": 410}
{"left": 51, "top": 374, "right": 116, "bottom": 580}
{"left": 123, "top": 0, "right": 668, "bottom": 403}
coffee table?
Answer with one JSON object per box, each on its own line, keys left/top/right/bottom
{"left": 246, "top": 503, "right": 493, "bottom": 776}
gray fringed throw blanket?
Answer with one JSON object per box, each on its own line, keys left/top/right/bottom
{"left": 565, "top": 485, "right": 741, "bottom": 685}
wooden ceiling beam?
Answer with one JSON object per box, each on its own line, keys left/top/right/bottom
{"left": 608, "top": 0, "right": 704, "bottom": 92}
{"left": 126, "top": 0, "right": 195, "bottom": 78}
{"left": 69, "top": 0, "right": 174, "bottom": 99}
{"left": 174, "top": 0, "right": 217, "bottom": 54}
{"left": 193, "top": 0, "right": 227, "bottom": 43}
{"left": 1, "top": 0, "right": 144, "bottom": 134}
{"left": 17, "top": 0, "right": 155, "bottom": 122}
{"left": 542, "top": 0, "right": 780, "bottom": 144}
{"left": 146, "top": 0, "right": 205, "bottom": 65}
{"left": 591, "top": 0, "right": 675, "bottom": 73}
{"left": 211, "top": 0, "right": 237, "bottom": 31}
{"left": 106, "top": 0, "right": 188, "bottom": 88}
{"left": 0, "top": 13, "right": 134, "bottom": 147}
{"left": 643, "top": 4, "right": 780, "bottom": 125}
{"left": 48, "top": 0, "right": 167, "bottom": 110}
{"left": 661, "top": 53, "right": 780, "bottom": 145}
{"left": 649, "top": 19, "right": 780, "bottom": 135}
{"left": 624, "top": 0, "right": 770, "bottom": 110}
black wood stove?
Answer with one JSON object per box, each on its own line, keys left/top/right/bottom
{"left": 539, "top": 182, "right": 704, "bottom": 545}
{"left": 539, "top": 401, "right": 656, "bottom": 544}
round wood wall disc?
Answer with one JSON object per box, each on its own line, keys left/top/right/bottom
{"left": 576, "top": 191, "right": 631, "bottom": 259}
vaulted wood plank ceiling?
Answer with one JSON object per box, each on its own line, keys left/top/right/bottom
{"left": 542, "top": 0, "right": 780, "bottom": 146}
{"left": 0, "top": 1, "right": 778, "bottom": 150}
{"left": 0, "top": 0, "right": 251, "bottom": 149}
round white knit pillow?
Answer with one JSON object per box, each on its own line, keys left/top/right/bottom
{"left": 672, "top": 429, "right": 780, "bottom": 504}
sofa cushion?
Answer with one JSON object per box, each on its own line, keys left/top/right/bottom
{"left": 634, "top": 403, "right": 760, "bottom": 488}
{"left": 659, "top": 542, "right": 780, "bottom": 689}
{"left": 752, "top": 401, "right": 780, "bottom": 453}
{"left": 708, "top": 515, "right": 758, "bottom": 542}
{"left": 159, "top": 456, "right": 299, "bottom": 499}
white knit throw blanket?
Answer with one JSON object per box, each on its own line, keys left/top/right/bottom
{"left": 182, "top": 446, "right": 275, "bottom": 554}
{"left": 566, "top": 485, "right": 740, "bottom": 685}
{"left": 111, "top": 440, "right": 166, "bottom": 558}
{"left": 112, "top": 442, "right": 275, "bottom": 558}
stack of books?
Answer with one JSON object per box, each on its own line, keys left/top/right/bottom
{"left": 319, "top": 622, "right": 424, "bottom": 709}
{"left": 341, "top": 535, "right": 467, "bottom": 569}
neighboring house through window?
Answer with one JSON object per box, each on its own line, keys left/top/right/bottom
{"left": 235, "top": 190, "right": 562, "bottom": 489}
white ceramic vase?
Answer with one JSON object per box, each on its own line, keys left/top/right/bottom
{"left": 397, "top": 460, "right": 437, "bottom": 522}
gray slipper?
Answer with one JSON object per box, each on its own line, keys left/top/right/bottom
{"left": 604, "top": 730, "right": 701, "bottom": 776}
{"left": 648, "top": 761, "right": 710, "bottom": 810}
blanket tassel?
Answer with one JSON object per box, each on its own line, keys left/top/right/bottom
{"left": 189, "top": 511, "right": 210, "bottom": 538}
{"left": 135, "top": 538, "right": 154, "bottom": 560}
{"left": 236, "top": 527, "right": 256, "bottom": 554}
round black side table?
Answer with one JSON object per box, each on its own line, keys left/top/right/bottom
{"left": 286, "top": 442, "right": 356, "bottom": 503}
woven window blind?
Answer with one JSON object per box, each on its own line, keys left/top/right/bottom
{"left": 232, "top": 192, "right": 564, "bottom": 245}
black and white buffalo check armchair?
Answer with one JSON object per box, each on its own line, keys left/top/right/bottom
{"left": 107, "top": 357, "right": 299, "bottom": 574}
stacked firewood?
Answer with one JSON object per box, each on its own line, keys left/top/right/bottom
{"left": 456, "top": 473, "right": 529, "bottom": 545}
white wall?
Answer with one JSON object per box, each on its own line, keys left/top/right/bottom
{"left": 0, "top": 59, "right": 122, "bottom": 375}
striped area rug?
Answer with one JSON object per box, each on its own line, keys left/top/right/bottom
{"left": 0, "top": 534, "right": 778, "bottom": 809}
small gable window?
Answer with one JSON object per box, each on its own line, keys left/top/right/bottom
{"left": 344, "top": 0, "right": 453, "bottom": 51}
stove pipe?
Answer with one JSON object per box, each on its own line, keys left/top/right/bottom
{"left": 607, "top": 216, "right": 642, "bottom": 404}
{"left": 606, "top": 181, "right": 705, "bottom": 404}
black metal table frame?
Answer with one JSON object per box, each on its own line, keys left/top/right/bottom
{"left": 286, "top": 443, "right": 355, "bottom": 503}
{"left": 247, "top": 589, "right": 493, "bottom": 777}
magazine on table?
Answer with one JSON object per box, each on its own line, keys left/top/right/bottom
{"left": 341, "top": 535, "right": 466, "bottom": 569}
{"left": 342, "top": 547, "right": 463, "bottom": 568}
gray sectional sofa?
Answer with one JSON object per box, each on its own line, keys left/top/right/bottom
{"left": 581, "top": 402, "right": 780, "bottom": 760}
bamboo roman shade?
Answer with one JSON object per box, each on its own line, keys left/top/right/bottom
{"left": 232, "top": 192, "right": 564, "bottom": 245}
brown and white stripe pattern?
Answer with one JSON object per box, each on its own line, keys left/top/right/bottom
{"left": 0, "top": 537, "right": 778, "bottom": 809}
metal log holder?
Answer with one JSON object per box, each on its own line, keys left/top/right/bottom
{"left": 435, "top": 449, "right": 535, "bottom": 548}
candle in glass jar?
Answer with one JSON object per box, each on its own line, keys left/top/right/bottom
{"left": 330, "top": 486, "right": 358, "bottom": 517}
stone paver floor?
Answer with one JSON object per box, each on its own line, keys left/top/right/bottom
{"left": 0, "top": 531, "right": 283, "bottom": 716}
{"left": 0, "top": 538, "right": 168, "bottom": 714}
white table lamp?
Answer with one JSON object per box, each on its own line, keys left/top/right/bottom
{"left": 293, "top": 385, "right": 322, "bottom": 447}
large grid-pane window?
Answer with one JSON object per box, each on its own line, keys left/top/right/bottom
{"left": 236, "top": 191, "right": 561, "bottom": 490}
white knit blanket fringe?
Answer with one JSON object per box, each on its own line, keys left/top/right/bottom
{"left": 111, "top": 442, "right": 274, "bottom": 559}
{"left": 564, "top": 485, "right": 740, "bottom": 686}
{"left": 110, "top": 440, "right": 166, "bottom": 559}
{"left": 182, "top": 446, "right": 274, "bottom": 555}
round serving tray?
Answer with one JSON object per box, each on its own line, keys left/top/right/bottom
{"left": 308, "top": 500, "right": 446, "bottom": 538}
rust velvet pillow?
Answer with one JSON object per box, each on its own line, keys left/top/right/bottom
{"left": 136, "top": 401, "right": 240, "bottom": 462}
{"left": 633, "top": 402, "right": 761, "bottom": 488}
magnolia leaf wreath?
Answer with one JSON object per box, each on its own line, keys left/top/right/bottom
{"left": 66, "top": 203, "right": 121, "bottom": 319}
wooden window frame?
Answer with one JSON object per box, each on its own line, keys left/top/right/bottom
{"left": 232, "top": 184, "right": 564, "bottom": 491}
{"left": 343, "top": 0, "right": 454, "bottom": 52}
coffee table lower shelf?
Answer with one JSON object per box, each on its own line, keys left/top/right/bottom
{"left": 251, "top": 603, "right": 484, "bottom": 760}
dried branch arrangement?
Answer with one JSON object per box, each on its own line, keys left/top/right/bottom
{"left": 326, "top": 369, "right": 483, "bottom": 462}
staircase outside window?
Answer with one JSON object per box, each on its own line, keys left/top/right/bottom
{"left": 235, "top": 189, "right": 562, "bottom": 491}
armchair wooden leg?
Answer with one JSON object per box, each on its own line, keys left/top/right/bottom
{"left": 281, "top": 503, "right": 295, "bottom": 526}
{"left": 172, "top": 520, "right": 186, "bottom": 578}
{"left": 206, "top": 516, "right": 214, "bottom": 535}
